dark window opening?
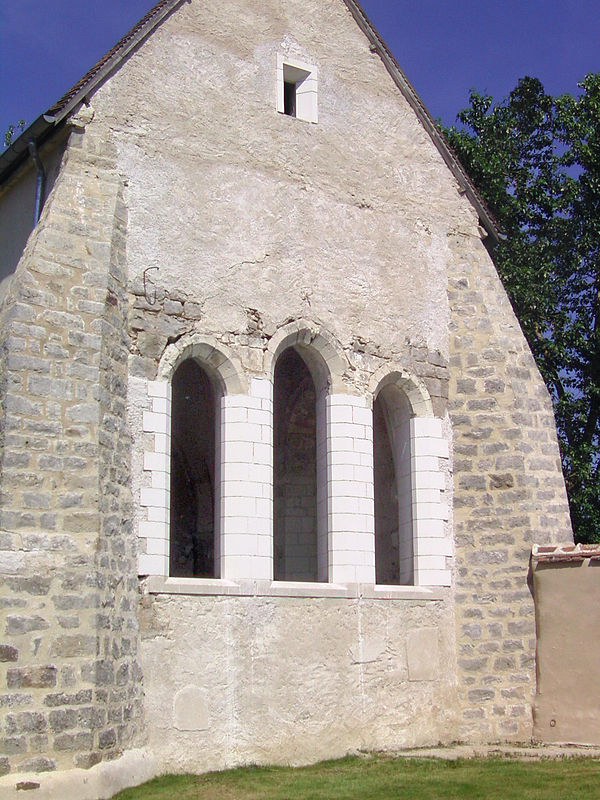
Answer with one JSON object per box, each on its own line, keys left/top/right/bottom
{"left": 284, "top": 80, "right": 297, "bottom": 117}
{"left": 373, "top": 387, "right": 414, "bottom": 585}
{"left": 274, "top": 347, "right": 319, "bottom": 581}
{"left": 170, "top": 359, "right": 217, "bottom": 578}
{"left": 373, "top": 394, "right": 400, "bottom": 585}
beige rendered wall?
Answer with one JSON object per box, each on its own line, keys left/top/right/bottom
{"left": 0, "top": 135, "right": 67, "bottom": 292}
{"left": 533, "top": 550, "right": 600, "bottom": 744}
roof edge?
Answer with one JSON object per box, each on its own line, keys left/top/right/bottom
{"left": 0, "top": 0, "right": 185, "bottom": 185}
{"left": 341, "top": 0, "right": 500, "bottom": 243}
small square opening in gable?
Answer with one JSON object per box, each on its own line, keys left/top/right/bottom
{"left": 277, "top": 55, "right": 318, "bottom": 123}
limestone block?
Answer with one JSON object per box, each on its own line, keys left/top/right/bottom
{"left": 407, "top": 628, "right": 439, "bottom": 681}
{"left": 173, "top": 686, "right": 210, "bottom": 732}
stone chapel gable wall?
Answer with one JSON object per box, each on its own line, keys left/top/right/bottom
{"left": 0, "top": 0, "right": 577, "bottom": 787}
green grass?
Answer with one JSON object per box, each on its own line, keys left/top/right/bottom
{"left": 111, "top": 754, "right": 600, "bottom": 800}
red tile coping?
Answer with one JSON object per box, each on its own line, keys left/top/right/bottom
{"left": 532, "top": 543, "right": 600, "bottom": 564}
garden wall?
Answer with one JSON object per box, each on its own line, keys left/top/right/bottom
{"left": 532, "top": 544, "right": 600, "bottom": 745}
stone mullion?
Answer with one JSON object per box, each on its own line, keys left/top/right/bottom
{"left": 327, "top": 394, "right": 376, "bottom": 585}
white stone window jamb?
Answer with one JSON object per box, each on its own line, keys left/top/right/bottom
{"left": 139, "top": 380, "right": 172, "bottom": 577}
{"left": 139, "top": 375, "right": 274, "bottom": 583}
{"left": 410, "top": 417, "right": 451, "bottom": 586}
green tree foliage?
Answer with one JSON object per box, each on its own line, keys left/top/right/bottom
{"left": 3, "top": 119, "right": 26, "bottom": 149}
{"left": 444, "top": 75, "right": 600, "bottom": 543}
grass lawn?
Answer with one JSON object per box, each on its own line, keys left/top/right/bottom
{"left": 110, "top": 754, "right": 600, "bottom": 800}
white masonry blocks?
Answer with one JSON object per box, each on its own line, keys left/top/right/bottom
{"left": 411, "top": 417, "right": 451, "bottom": 587}
{"left": 327, "top": 394, "right": 375, "bottom": 584}
{"left": 139, "top": 380, "right": 171, "bottom": 577}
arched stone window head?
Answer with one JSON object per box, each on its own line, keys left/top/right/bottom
{"left": 371, "top": 368, "right": 450, "bottom": 588}
{"left": 373, "top": 383, "right": 414, "bottom": 585}
{"left": 273, "top": 345, "right": 329, "bottom": 582}
{"left": 139, "top": 336, "right": 246, "bottom": 580}
{"left": 170, "top": 358, "right": 221, "bottom": 578}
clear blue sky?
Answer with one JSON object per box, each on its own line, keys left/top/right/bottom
{"left": 1, "top": 0, "right": 599, "bottom": 141}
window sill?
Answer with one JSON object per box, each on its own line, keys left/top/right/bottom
{"left": 142, "top": 576, "right": 447, "bottom": 600}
